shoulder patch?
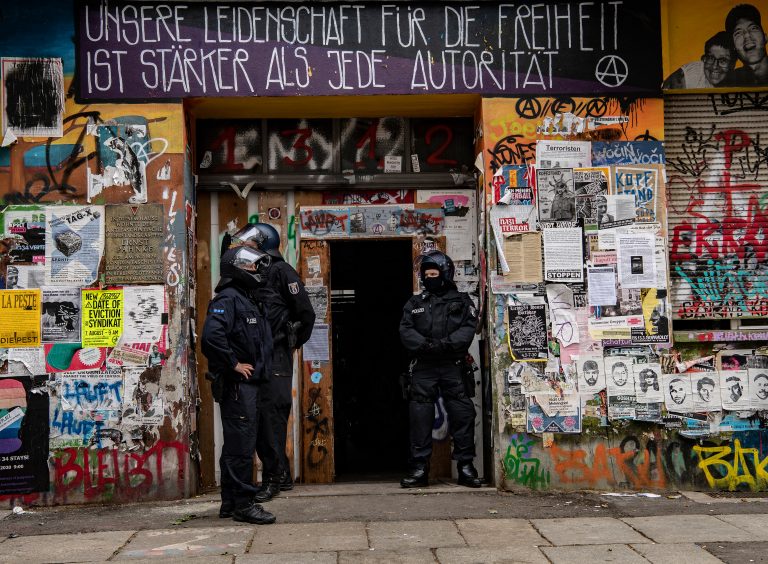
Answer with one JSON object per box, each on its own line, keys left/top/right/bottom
{"left": 209, "top": 307, "right": 226, "bottom": 314}
{"left": 412, "top": 307, "right": 425, "bottom": 314}
{"left": 288, "top": 282, "right": 300, "bottom": 295}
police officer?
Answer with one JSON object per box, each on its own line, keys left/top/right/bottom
{"left": 399, "top": 250, "right": 482, "bottom": 488}
{"left": 229, "top": 223, "right": 316, "bottom": 501}
{"left": 201, "top": 246, "right": 276, "bottom": 525}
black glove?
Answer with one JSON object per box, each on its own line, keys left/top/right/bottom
{"left": 420, "top": 338, "right": 441, "bottom": 352}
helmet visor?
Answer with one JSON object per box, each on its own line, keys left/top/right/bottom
{"left": 232, "top": 247, "right": 270, "bottom": 271}
{"left": 231, "top": 225, "right": 266, "bottom": 247}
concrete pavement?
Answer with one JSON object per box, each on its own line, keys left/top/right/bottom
{"left": 2, "top": 483, "right": 768, "bottom": 562}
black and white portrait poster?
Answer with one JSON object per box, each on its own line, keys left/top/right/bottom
{"left": 0, "top": 375, "right": 49, "bottom": 495}
{"left": 507, "top": 304, "right": 548, "bottom": 361}
{"left": 663, "top": 373, "right": 694, "bottom": 413}
{"left": 577, "top": 354, "right": 606, "bottom": 395}
{"left": 691, "top": 372, "right": 721, "bottom": 412}
{"left": 41, "top": 287, "right": 81, "bottom": 343}
{"left": 633, "top": 363, "right": 663, "bottom": 404}
{"left": 123, "top": 285, "right": 165, "bottom": 344}
{"left": 721, "top": 370, "right": 750, "bottom": 411}
{"left": 537, "top": 168, "right": 575, "bottom": 221}
{"left": 606, "top": 356, "right": 634, "bottom": 396}
{"left": 748, "top": 368, "right": 768, "bottom": 410}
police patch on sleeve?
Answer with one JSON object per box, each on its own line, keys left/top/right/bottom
{"left": 209, "top": 307, "right": 226, "bottom": 314}
{"left": 288, "top": 282, "right": 300, "bottom": 295}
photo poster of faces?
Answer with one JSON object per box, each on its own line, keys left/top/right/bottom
{"left": 664, "top": 1, "right": 768, "bottom": 90}
{"left": 577, "top": 354, "right": 606, "bottom": 394}
{"left": 606, "top": 356, "right": 636, "bottom": 419}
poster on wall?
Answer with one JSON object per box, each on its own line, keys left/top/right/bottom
{"left": 44, "top": 205, "right": 104, "bottom": 286}
{"left": 81, "top": 289, "right": 123, "bottom": 348}
{"left": 507, "top": 304, "right": 548, "bottom": 361}
{"left": 663, "top": 373, "right": 694, "bottom": 413}
{"left": 526, "top": 396, "right": 581, "bottom": 433}
{"left": 0, "top": 289, "right": 41, "bottom": 349}
{"left": 0, "top": 376, "right": 49, "bottom": 495}
{"left": 691, "top": 372, "right": 722, "bottom": 412}
{"left": 416, "top": 190, "right": 475, "bottom": 261}
{"left": 537, "top": 169, "right": 575, "bottom": 221}
{"left": 1, "top": 57, "right": 64, "bottom": 137}
{"left": 577, "top": 355, "right": 606, "bottom": 394}
{"left": 2, "top": 207, "right": 45, "bottom": 264}
{"left": 41, "top": 287, "right": 81, "bottom": 343}
{"left": 542, "top": 221, "right": 584, "bottom": 282}
{"left": 664, "top": 1, "right": 768, "bottom": 89}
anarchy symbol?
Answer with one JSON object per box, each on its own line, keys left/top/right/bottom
{"left": 595, "top": 55, "right": 629, "bottom": 88}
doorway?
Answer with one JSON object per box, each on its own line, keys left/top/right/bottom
{"left": 330, "top": 239, "right": 414, "bottom": 480}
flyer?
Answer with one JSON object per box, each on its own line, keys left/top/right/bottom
{"left": 633, "top": 363, "right": 663, "bottom": 404}
{"left": 526, "top": 395, "right": 581, "bottom": 433}
{"left": 2, "top": 207, "right": 45, "bottom": 264}
{"left": 691, "top": 372, "right": 721, "bottom": 412}
{"left": 616, "top": 233, "right": 656, "bottom": 289}
{"left": 507, "top": 304, "right": 548, "bottom": 361}
{"left": 122, "top": 285, "right": 165, "bottom": 344}
{"left": 416, "top": 190, "right": 475, "bottom": 261}
{"left": 546, "top": 284, "right": 580, "bottom": 348}
{"left": 721, "top": 370, "right": 750, "bottom": 411}
{"left": 44, "top": 205, "right": 104, "bottom": 286}
{"left": 0, "top": 289, "right": 41, "bottom": 348}
{"left": 577, "top": 355, "right": 606, "bottom": 394}
{"left": 587, "top": 266, "right": 617, "bottom": 306}
{"left": 122, "top": 366, "right": 164, "bottom": 425}
{"left": 6, "top": 264, "right": 45, "bottom": 289}
{"left": 606, "top": 356, "right": 636, "bottom": 418}
{"left": 613, "top": 166, "right": 661, "bottom": 223}
{"left": 81, "top": 289, "right": 124, "bottom": 348}
{"left": 536, "top": 140, "right": 592, "bottom": 168}
{"left": 748, "top": 368, "right": 768, "bottom": 411}
{"left": 574, "top": 167, "right": 610, "bottom": 230}
{"left": 41, "top": 287, "right": 81, "bottom": 343}
{"left": 542, "top": 221, "right": 584, "bottom": 282}
{"left": 663, "top": 373, "right": 694, "bottom": 413}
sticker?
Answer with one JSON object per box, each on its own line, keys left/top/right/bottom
{"left": 384, "top": 155, "right": 403, "bottom": 173}
{"left": 311, "top": 371, "right": 323, "bottom": 384}
{"left": 411, "top": 154, "right": 421, "bottom": 173}
{"left": 268, "top": 207, "right": 281, "bottom": 220}
{"left": 311, "top": 360, "right": 322, "bottom": 368}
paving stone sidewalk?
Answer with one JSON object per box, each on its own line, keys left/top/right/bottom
{"left": 2, "top": 512, "right": 768, "bottom": 563}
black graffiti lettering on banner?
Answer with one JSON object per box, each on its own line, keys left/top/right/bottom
{"left": 78, "top": 2, "right": 662, "bottom": 99}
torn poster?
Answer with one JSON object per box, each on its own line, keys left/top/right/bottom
{"left": 122, "top": 285, "right": 165, "bottom": 344}
{"left": 542, "top": 221, "right": 583, "bottom": 282}
{"left": 5, "top": 264, "right": 44, "bottom": 289}
{"left": 616, "top": 233, "right": 656, "bottom": 289}
{"left": 2, "top": 206, "right": 45, "bottom": 264}
{"left": 577, "top": 355, "right": 606, "bottom": 395}
{"left": 1, "top": 57, "right": 64, "bottom": 138}
{"left": 50, "top": 394, "right": 120, "bottom": 449}
{"left": 663, "top": 373, "right": 694, "bottom": 413}
{"left": 58, "top": 369, "right": 123, "bottom": 415}
{"left": 45, "top": 205, "right": 104, "bottom": 286}
{"left": 493, "top": 165, "right": 532, "bottom": 203}
{"left": 0, "top": 289, "right": 41, "bottom": 348}
{"left": 122, "top": 366, "right": 163, "bottom": 426}
{"left": 45, "top": 344, "right": 106, "bottom": 373}
{"left": 546, "top": 284, "right": 580, "bottom": 348}
{"left": 533, "top": 393, "right": 579, "bottom": 417}
{"left": 502, "top": 233, "right": 543, "bottom": 282}
{"left": 42, "top": 287, "right": 81, "bottom": 343}
{"left": 416, "top": 190, "right": 475, "bottom": 261}
{"left": 526, "top": 395, "right": 581, "bottom": 433}
{"left": 81, "top": 289, "right": 123, "bottom": 348}
{"left": 613, "top": 166, "right": 661, "bottom": 223}
{"left": 633, "top": 363, "right": 663, "bottom": 404}
{"left": 587, "top": 266, "right": 617, "bottom": 306}
{"left": 537, "top": 168, "right": 575, "bottom": 221}
{"left": 0, "top": 376, "right": 49, "bottom": 495}
{"left": 535, "top": 140, "right": 591, "bottom": 168}
{"left": 88, "top": 120, "right": 151, "bottom": 204}
{"left": 691, "top": 372, "right": 721, "bottom": 412}
{"left": 306, "top": 286, "right": 329, "bottom": 320}
{"left": 7, "top": 348, "right": 45, "bottom": 377}
{"left": 507, "top": 304, "right": 548, "bottom": 361}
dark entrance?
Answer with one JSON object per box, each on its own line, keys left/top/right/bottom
{"left": 330, "top": 239, "right": 414, "bottom": 480}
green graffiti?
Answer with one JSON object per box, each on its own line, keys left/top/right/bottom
{"left": 502, "top": 434, "right": 550, "bottom": 490}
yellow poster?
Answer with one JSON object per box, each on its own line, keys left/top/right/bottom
{"left": 81, "top": 289, "right": 123, "bottom": 348}
{"left": 0, "top": 289, "right": 41, "bottom": 348}
{"left": 663, "top": 0, "right": 768, "bottom": 89}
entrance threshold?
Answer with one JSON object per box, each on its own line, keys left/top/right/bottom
{"left": 278, "top": 482, "right": 494, "bottom": 498}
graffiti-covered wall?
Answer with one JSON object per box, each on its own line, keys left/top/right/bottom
{"left": 0, "top": 2, "right": 192, "bottom": 505}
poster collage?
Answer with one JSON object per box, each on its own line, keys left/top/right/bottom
{"left": 491, "top": 140, "right": 749, "bottom": 437}
{"left": 0, "top": 204, "right": 168, "bottom": 495}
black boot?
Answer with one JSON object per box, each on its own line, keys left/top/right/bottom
{"left": 233, "top": 502, "right": 276, "bottom": 525}
{"left": 400, "top": 462, "right": 429, "bottom": 488}
{"left": 457, "top": 461, "right": 482, "bottom": 488}
{"left": 219, "top": 500, "right": 234, "bottom": 518}
{"left": 279, "top": 470, "right": 294, "bottom": 491}
{"left": 253, "top": 477, "right": 281, "bottom": 503}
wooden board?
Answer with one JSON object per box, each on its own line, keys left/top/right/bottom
{"left": 299, "top": 239, "right": 335, "bottom": 483}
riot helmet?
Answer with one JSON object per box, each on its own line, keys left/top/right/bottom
{"left": 418, "top": 250, "right": 455, "bottom": 295}
{"left": 231, "top": 223, "right": 280, "bottom": 251}
{"left": 220, "top": 246, "right": 271, "bottom": 289}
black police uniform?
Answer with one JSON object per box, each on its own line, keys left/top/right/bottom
{"left": 254, "top": 251, "right": 315, "bottom": 493}
{"left": 399, "top": 285, "right": 478, "bottom": 479}
{"left": 201, "top": 274, "right": 273, "bottom": 522}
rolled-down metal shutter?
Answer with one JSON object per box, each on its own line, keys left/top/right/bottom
{"left": 664, "top": 94, "right": 768, "bottom": 321}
